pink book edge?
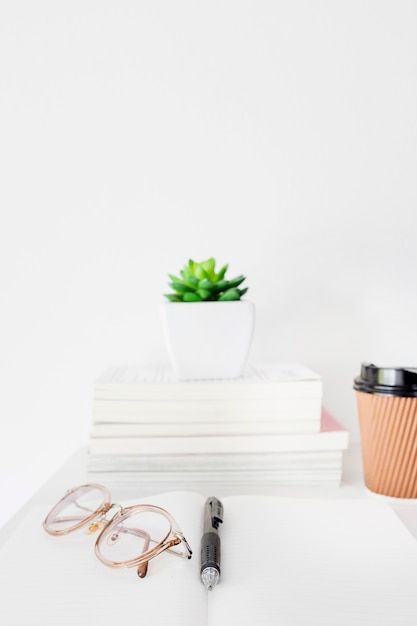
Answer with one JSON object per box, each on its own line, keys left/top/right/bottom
{"left": 321, "top": 409, "right": 348, "bottom": 433}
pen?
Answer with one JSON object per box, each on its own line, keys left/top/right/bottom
{"left": 200, "top": 496, "right": 223, "bottom": 590}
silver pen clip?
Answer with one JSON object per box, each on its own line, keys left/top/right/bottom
{"left": 205, "top": 497, "right": 223, "bottom": 532}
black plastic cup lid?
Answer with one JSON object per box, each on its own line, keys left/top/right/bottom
{"left": 353, "top": 362, "right": 417, "bottom": 397}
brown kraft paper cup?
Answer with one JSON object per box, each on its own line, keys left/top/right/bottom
{"left": 354, "top": 363, "right": 417, "bottom": 498}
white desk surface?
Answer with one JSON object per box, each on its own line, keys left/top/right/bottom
{"left": 2, "top": 443, "right": 417, "bottom": 547}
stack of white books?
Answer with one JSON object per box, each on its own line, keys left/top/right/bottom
{"left": 87, "top": 363, "right": 349, "bottom": 486}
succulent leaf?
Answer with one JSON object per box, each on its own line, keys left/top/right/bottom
{"left": 225, "top": 275, "right": 246, "bottom": 289}
{"left": 218, "top": 287, "right": 241, "bottom": 301}
{"left": 215, "top": 264, "right": 228, "bottom": 281}
{"left": 194, "top": 266, "right": 208, "bottom": 280}
{"left": 211, "top": 279, "right": 228, "bottom": 293}
{"left": 183, "top": 291, "right": 202, "bottom": 302}
{"left": 168, "top": 274, "right": 184, "bottom": 284}
{"left": 164, "top": 293, "right": 182, "bottom": 302}
{"left": 175, "top": 272, "right": 199, "bottom": 289}
{"left": 198, "top": 278, "right": 214, "bottom": 291}
{"left": 200, "top": 258, "right": 216, "bottom": 278}
{"left": 187, "top": 276, "right": 199, "bottom": 288}
{"left": 169, "top": 282, "right": 191, "bottom": 294}
{"left": 196, "top": 289, "right": 211, "bottom": 300}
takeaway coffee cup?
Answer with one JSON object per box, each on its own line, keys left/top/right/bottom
{"left": 354, "top": 362, "right": 417, "bottom": 498}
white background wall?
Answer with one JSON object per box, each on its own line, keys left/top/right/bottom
{"left": 1, "top": 1, "right": 416, "bottom": 526}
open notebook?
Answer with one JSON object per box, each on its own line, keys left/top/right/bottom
{"left": 2, "top": 491, "right": 417, "bottom": 625}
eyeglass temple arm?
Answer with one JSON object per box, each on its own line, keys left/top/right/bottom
{"left": 47, "top": 514, "right": 92, "bottom": 526}
{"left": 170, "top": 533, "right": 192, "bottom": 559}
{"left": 124, "top": 527, "right": 151, "bottom": 578}
{"left": 129, "top": 528, "right": 192, "bottom": 577}
{"left": 156, "top": 533, "right": 192, "bottom": 561}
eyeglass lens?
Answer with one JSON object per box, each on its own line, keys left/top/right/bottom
{"left": 45, "top": 485, "right": 108, "bottom": 533}
{"left": 97, "top": 509, "right": 172, "bottom": 564}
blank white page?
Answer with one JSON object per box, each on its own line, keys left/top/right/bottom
{"left": 209, "top": 497, "right": 417, "bottom": 626}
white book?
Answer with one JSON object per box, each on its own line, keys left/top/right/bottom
{"left": 91, "top": 409, "right": 345, "bottom": 440}
{"left": 2, "top": 492, "right": 417, "bottom": 625}
{"left": 86, "top": 468, "right": 344, "bottom": 486}
{"left": 88, "top": 434, "right": 343, "bottom": 455}
{"left": 89, "top": 411, "right": 348, "bottom": 456}
{"left": 91, "top": 416, "right": 321, "bottom": 436}
{"left": 87, "top": 450, "right": 344, "bottom": 473}
{"left": 92, "top": 363, "right": 322, "bottom": 432}
{"left": 94, "top": 363, "right": 322, "bottom": 401}
{"left": 92, "top": 397, "right": 322, "bottom": 425}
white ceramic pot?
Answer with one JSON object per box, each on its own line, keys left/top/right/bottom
{"left": 161, "top": 300, "right": 255, "bottom": 380}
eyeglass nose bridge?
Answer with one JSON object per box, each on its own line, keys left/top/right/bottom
{"left": 100, "top": 502, "right": 123, "bottom": 523}
{"left": 87, "top": 503, "right": 124, "bottom": 534}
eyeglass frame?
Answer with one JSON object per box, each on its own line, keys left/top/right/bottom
{"left": 43, "top": 483, "right": 192, "bottom": 579}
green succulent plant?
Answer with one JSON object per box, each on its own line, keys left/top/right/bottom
{"left": 164, "top": 258, "right": 249, "bottom": 302}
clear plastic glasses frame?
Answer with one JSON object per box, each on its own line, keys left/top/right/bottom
{"left": 43, "top": 483, "right": 192, "bottom": 579}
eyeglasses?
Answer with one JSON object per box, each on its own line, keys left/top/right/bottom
{"left": 43, "top": 483, "right": 192, "bottom": 579}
